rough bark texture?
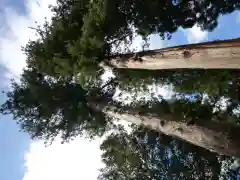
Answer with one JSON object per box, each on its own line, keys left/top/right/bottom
{"left": 109, "top": 38, "right": 240, "bottom": 69}
{"left": 102, "top": 106, "right": 240, "bottom": 158}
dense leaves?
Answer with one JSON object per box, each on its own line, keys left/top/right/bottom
{"left": 99, "top": 125, "right": 236, "bottom": 180}
{"left": 1, "top": 0, "right": 240, "bottom": 156}
{"left": 116, "top": 69, "right": 240, "bottom": 115}
{"left": 1, "top": 68, "right": 240, "bottom": 143}
{"left": 116, "top": 69, "right": 239, "bottom": 96}
{"left": 0, "top": 69, "right": 116, "bottom": 142}
{"left": 24, "top": 0, "right": 240, "bottom": 83}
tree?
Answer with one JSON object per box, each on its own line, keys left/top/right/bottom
{"left": 24, "top": 0, "right": 240, "bottom": 84}
{"left": 0, "top": 68, "right": 115, "bottom": 142}
{"left": 104, "top": 95, "right": 240, "bottom": 158}
{"left": 2, "top": 69, "right": 240, "bottom": 157}
{"left": 109, "top": 38, "right": 240, "bottom": 69}
{"left": 99, "top": 125, "right": 234, "bottom": 180}
{"left": 2, "top": 0, "right": 240, "bottom": 158}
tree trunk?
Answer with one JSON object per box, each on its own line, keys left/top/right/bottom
{"left": 102, "top": 105, "right": 240, "bottom": 158}
{"left": 108, "top": 38, "right": 240, "bottom": 69}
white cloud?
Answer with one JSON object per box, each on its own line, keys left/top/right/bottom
{"left": 23, "top": 137, "right": 104, "bottom": 180}
{"left": 0, "top": 0, "right": 55, "bottom": 83}
{"left": 182, "top": 24, "right": 208, "bottom": 44}
{"left": 0, "top": 1, "right": 104, "bottom": 180}
{"left": 148, "top": 34, "right": 165, "bottom": 50}
{"left": 130, "top": 34, "right": 164, "bottom": 52}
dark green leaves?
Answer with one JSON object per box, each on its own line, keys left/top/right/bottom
{"left": 99, "top": 125, "right": 225, "bottom": 180}
{"left": 0, "top": 69, "right": 111, "bottom": 143}
{"left": 23, "top": 0, "right": 240, "bottom": 82}
{"left": 2, "top": 0, "right": 240, "bottom": 146}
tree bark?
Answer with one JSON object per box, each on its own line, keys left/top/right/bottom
{"left": 108, "top": 38, "right": 240, "bottom": 69}
{"left": 101, "top": 105, "right": 240, "bottom": 158}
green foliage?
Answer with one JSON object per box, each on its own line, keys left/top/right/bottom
{"left": 115, "top": 69, "right": 240, "bottom": 127}
{"left": 0, "top": 69, "right": 114, "bottom": 143}
{"left": 99, "top": 125, "right": 231, "bottom": 180}
{"left": 23, "top": 0, "right": 240, "bottom": 83}
{"left": 2, "top": 68, "right": 240, "bottom": 143}
{"left": 116, "top": 69, "right": 235, "bottom": 93}
{"left": 116, "top": 69, "right": 240, "bottom": 104}
{"left": 2, "top": 0, "right": 240, "bottom": 145}
{"left": 111, "top": 93, "right": 240, "bottom": 126}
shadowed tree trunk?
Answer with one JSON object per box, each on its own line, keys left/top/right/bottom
{"left": 108, "top": 38, "right": 240, "bottom": 69}
{"left": 97, "top": 104, "right": 240, "bottom": 158}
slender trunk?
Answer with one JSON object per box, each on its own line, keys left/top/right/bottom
{"left": 101, "top": 105, "right": 240, "bottom": 158}
{"left": 108, "top": 38, "right": 240, "bottom": 69}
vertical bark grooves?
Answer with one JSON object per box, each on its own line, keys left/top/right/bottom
{"left": 108, "top": 38, "right": 240, "bottom": 69}
{"left": 103, "top": 108, "right": 240, "bottom": 158}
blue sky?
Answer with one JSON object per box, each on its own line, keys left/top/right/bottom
{"left": 0, "top": 0, "right": 240, "bottom": 180}
{"left": 0, "top": 65, "right": 30, "bottom": 180}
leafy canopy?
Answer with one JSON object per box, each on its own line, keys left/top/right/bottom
{"left": 1, "top": 0, "right": 240, "bottom": 142}
{"left": 0, "top": 68, "right": 115, "bottom": 142}
{"left": 24, "top": 0, "right": 240, "bottom": 82}
{"left": 2, "top": 68, "right": 240, "bottom": 142}
{"left": 99, "top": 125, "right": 232, "bottom": 180}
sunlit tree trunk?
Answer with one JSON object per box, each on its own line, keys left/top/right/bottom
{"left": 100, "top": 105, "right": 240, "bottom": 158}
{"left": 108, "top": 38, "right": 240, "bottom": 69}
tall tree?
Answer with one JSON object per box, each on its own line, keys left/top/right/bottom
{"left": 24, "top": 0, "right": 240, "bottom": 85}
{"left": 2, "top": 69, "right": 240, "bottom": 157}
{"left": 2, "top": 0, "right": 240, "bottom": 159}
